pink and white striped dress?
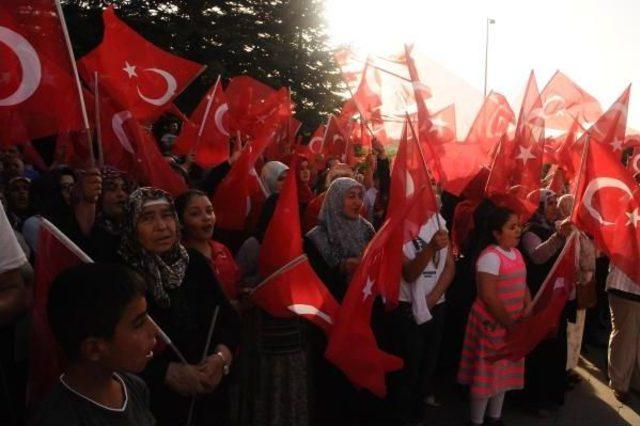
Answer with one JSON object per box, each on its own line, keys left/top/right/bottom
{"left": 458, "top": 245, "right": 527, "bottom": 398}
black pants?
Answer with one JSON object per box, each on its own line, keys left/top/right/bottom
{"left": 387, "top": 302, "right": 447, "bottom": 423}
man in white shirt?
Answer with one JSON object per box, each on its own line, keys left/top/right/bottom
{"left": 606, "top": 265, "right": 640, "bottom": 402}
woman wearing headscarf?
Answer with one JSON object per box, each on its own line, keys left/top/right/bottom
{"left": 235, "top": 162, "right": 310, "bottom": 426}
{"left": 305, "top": 177, "right": 375, "bottom": 301}
{"left": 88, "top": 167, "right": 133, "bottom": 262}
{"left": 519, "top": 189, "right": 573, "bottom": 415}
{"left": 304, "top": 177, "right": 375, "bottom": 424}
{"left": 118, "top": 187, "right": 239, "bottom": 426}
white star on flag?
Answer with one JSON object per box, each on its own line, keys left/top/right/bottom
{"left": 515, "top": 145, "right": 536, "bottom": 165}
{"left": 122, "top": 61, "right": 137, "bottom": 79}
{"left": 625, "top": 208, "right": 640, "bottom": 227}
{"left": 362, "top": 277, "right": 374, "bottom": 301}
{"left": 610, "top": 138, "right": 624, "bottom": 152}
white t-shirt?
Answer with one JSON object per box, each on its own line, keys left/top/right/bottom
{"left": 399, "top": 213, "right": 448, "bottom": 304}
{"left": 476, "top": 246, "right": 517, "bottom": 276}
{"left": 0, "top": 203, "right": 27, "bottom": 274}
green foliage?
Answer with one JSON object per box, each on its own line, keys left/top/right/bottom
{"left": 61, "top": 0, "right": 345, "bottom": 134}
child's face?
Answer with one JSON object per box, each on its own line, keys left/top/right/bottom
{"left": 99, "top": 296, "right": 157, "bottom": 373}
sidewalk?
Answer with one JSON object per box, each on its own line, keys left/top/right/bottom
{"left": 422, "top": 344, "right": 640, "bottom": 425}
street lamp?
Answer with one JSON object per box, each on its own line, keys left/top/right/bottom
{"left": 484, "top": 18, "right": 495, "bottom": 97}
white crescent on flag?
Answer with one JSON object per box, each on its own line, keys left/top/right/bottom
{"left": 0, "top": 26, "right": 42, "bottom": 106}
{"left": 308, "top": 136, "right": 323, "bottom": 154}
{"left": 136, "top": 68, "right": 177, "bottom": 106}
{"left": 582, "top": 177, "right": 633, "bottom": 226}
{"left": 214, "top": 103, "right": 230, "bottom": 136}
{"left": 287, "top": 304, "right": 333, "bottom": 324}
{"left": 112, "top": 111, "right": 135, "bottom": 153}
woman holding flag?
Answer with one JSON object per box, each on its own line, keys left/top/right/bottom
{"left": 117, "top": 187, "right": 239, "bottom": 425}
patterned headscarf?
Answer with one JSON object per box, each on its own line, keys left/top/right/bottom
{"left": 306, "top": 177, "right": 374, "bottom": 268}
{"left": 118, "top": 187, "right": 189, "bottom": 308}
{"left": 97, "top": 167, "right": 133, "bottom": 236}
{"left": 260, "top": 161, "right": 289, "bottom": 195}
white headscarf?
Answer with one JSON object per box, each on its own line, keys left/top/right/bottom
{"left": 260, "top": 161, "right": 289, "bottom": 195}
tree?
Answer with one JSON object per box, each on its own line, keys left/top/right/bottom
{"left": 61, "top": 0, "right": 345, "bottom": 134}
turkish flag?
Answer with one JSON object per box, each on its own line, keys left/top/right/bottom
{"left": 485, "top": 73, "right": 545, "bottom": 220}
{"left": 173, "top": 77, "right": 230, "bottom": 168}
{"left": 0, "top": 0, "right": 85, "bottom": 146}
{"left": 352, "top": 61, "right": 383, "bottom": 123}
{"left": 404, "top": 44, "right": 442, "bottom": 181}
{"left": 252, "top": 164, "right": 340, "bottom": 333}
{"left": 92, "top": 90, "right": 187, "bottom": 195}
{"left": 212, "top": 136, "right": 270, "bottom": 230}
{"left": 428, "top": 104, "right": 457, "bottom": 144}
{"left": 29, "top": 218, "right": 92, "bottom": 405}
{"left": 587, "top": 86, "right": 630, "bottom": 157}
{"left": 78, "top": 6, "right": 204, "bottom": 122}
{"left": 572, "top": 138, "right": 640, "bottom": 285}
{"left": 323, "top": 114, "right": 348, "bottom": 160}
{"left": 464, "top": 91, "right": 516, "bottom": 157}
{"left": 538, "top": 71, "right": 602, "bottom": 134}
{"left": 325, "top": 195, "right": 427, "bottom": 397}
{"left": 491, "top": 234, "right": 577, "bottom": 361}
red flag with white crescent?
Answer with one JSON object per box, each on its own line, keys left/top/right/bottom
{"left": 78, "top": 6, "right": 204, "bottom": 122}
{"left": 0, "top": 0, "right": 85, "bottom": 146}
{"left": 572, "top": 137, "right": 640, "bottom": 285}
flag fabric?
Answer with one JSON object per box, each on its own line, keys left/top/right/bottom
{"left": 404, "top": 44, "right": 442, "bottom": 181}
{"left": 29, "top": 218, "right": 92, "bottom": 404}
{"left": 0, "top": 0, "right": 85, "bottom": 146}
{"left": 485, "top": 73, "right": 545, "bottom": 221}
{"left": 78, "top": 6, "right": 204, "bottom": 122}
{"left": 94, "top": 91, "right": 187, "bottom": 195}
{"left": 325, "top": 213, "right": 411, "bottom": 397}
{"left": 212, "top": 136, "right": 270, "bottom": 230}
{"left": 587, "top": 86, "right": 630, "bottom": 156}
{"left": 252, "top": 164, "right": 340, "bottom": 333}
{"left": 491, "top": 233, "right": 578, "bottom": 361}
{"left": 538, "top": 71, "right": 602, "bottom": 134}
{"left": 428, "top": 104, "right": 457, "bottom": 144}
{"left": 572, "top": 138, "right": 640, "bottom": 285}
{"left": 464, "top": 91, "right": 516, "bottom": 158}
{"left": 323, "top": 114, "right": 348, "bottom": 160}
{"left": 173, "top": 77, "right": 231, "bottom": 168}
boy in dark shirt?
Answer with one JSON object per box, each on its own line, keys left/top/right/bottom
{"left": 32, "top": 263, "right": 157, "bottom": 425}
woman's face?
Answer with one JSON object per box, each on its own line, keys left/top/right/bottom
{"left": 59, "top": 174, "right": 75, "bottom": 205}
{"left": 274, "top": 170, "right": 288, "bottom": 194}
{"left": 299, "top": 160, "right": 311, "bottom": 183}
{"left": 181, "top": 195, "right": 215, "bottom": 242}
{"left": 342, "top": 186, "right": 364, "bottom": 220}
{"left": 135, "top": 202, "right": 178, "bottom": 254}
{"left": 493, "top": 214, "right": 522, "bottom": 249}
{"left": 543, "top": 194, "right": 559, "bottom": 222}
{"left": 102, "top": 177, "right": 128, "bottom": 221}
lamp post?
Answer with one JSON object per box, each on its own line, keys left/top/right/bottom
{"left": 484, "top": 18, "right": 495, "bottom": 97}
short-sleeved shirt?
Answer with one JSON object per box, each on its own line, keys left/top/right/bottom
{"left": 32, "top": 373, "right": 155, "bottom": 426}
{"left": 0, "top": 203, "right": 27, "bottom": 274}
{"left": 399, "top": 213, "right": 448, "bottom": 304}
{"left": 476, "top": 246, "right": 517, "bottom": 275}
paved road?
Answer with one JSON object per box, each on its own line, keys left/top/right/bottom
{"left": 422, "top": 344, "right": 640, "bottom": 425}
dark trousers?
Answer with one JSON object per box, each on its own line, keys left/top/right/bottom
{"left": 387, "top": 302, "right": 447, "bottom": 423}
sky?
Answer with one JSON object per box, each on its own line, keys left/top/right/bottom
{"left": 324, "top": 0, "right": 640, "bottom": 130}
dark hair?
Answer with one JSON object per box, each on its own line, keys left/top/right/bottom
{"left": 47, "top": 263, "right": 146, "bottom": 361}
{"left": 174, "top": 189, "right": 208, "bottom": 223}
{"left": 484, "top": 206, "right": 516, "bottom": 248}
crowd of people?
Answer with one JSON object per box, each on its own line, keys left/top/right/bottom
{"left": 0, "top": 127, "right": 635, "bottom": 426}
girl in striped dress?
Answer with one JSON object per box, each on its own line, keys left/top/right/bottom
{"left": 458, "top": 207, "right": 531, "bottom": 425}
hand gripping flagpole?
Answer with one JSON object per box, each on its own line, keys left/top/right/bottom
{"left": 186, "top": 305, "right": 221, "bottom": 426}
{"left": 54, "top": 0, "right": 95, "bottom": 166}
